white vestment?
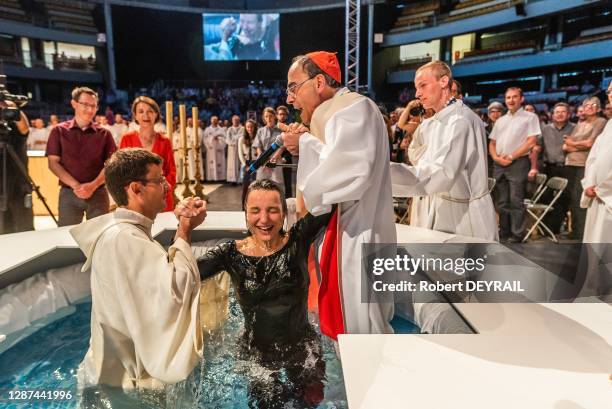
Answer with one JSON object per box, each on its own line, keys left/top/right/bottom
{"left": 406, "top": 126, "right": 431, "bottom": 228}
{"left": 581, "top": 120, "right": 612, "bottom": 243}
{"left": 172, "top": 130, "right": 184, "bottom": 183}
{"left": 298, "top": 88, "right": 396, "bottom": 335}
{"left": 110, "top": 122, "right": 128, "bottom": 146}
{"left": 203, "top": 125, "right": 227, "bottom": 181}
{"left": 70, "top": 208, "right": 203, "bottom": 389}
{"left": 391, "top": 100, "right": 498, "bottom": 241}
{"left": 225, "top": 125, "right": 243, "bottom": 182}
{"left": 579, "top": 121, "right": 612, "bottom": 300}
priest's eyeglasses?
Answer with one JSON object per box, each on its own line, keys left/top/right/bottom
{"left": 286, "top": 77, "right": 315, "bottom": 97}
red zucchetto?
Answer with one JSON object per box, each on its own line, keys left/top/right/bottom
{"left": 306, "top": 51, "right": 342, "bottom": 84}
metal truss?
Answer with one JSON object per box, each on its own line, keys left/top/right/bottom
{"left": 345, "top": 0, "right": 360, "bottom": 90}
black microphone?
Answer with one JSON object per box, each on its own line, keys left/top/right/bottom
{"left": 248, "top": 135, "right": 284, "bottom": 175}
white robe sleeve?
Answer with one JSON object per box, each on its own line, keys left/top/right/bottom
{"left": 390, "top": 117, "right": 471, "bottom": 197}
{"left": 297, "top": 99, "right": 381, "bottom": 215}
{"left": 106, "top": 231, "right": 202, "bottom": 384}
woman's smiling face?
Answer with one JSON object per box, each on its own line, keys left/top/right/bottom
{"left": 245, "top": 189, "right": 284, "bottom": 242}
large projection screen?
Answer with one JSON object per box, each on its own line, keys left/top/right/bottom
{"left": 203, "top": 13, "right": 280, "bottom": 61}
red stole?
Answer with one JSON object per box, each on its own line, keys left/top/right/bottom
{"left": 317, "top": 208, "right": 345, "bottom": 340}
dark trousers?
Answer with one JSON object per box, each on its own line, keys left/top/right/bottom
{"left": 565, "top": 165, "right": 586, "bottom": 240}
{"left": 58, "top": 186, "right": 110, "bottom": 227}
{"left": 0, "top": 187, "right": 34, "bottom": 234}
{"left": 494, "top": 157, "right": 530, "bottom": 238}
{"left": 542, "top": 163, "right": 570, "bottom": 234}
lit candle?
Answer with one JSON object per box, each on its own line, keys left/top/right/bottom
{"left": 165, "top": 101, "right": 173, "bottom": 142}
{"left": 191, "top": 106, "right": 199, "bottom": 150}
{"left": 179, "top": 104, "right": 187, "bottom": 151}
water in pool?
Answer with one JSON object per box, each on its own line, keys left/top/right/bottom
{"left": 0, "top": 287, "right": 419, "bottom": 409}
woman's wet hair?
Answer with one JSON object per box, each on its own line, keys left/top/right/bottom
{"left": 244, "top": 179, "right": 287, "bottom": 215}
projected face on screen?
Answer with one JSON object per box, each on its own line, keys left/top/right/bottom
{"left": 203, "top": 13, "right": 280, "bottom": 61}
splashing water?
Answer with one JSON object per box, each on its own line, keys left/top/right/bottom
{"left": 0, "top": 288, "right": 348, "bottom": 409}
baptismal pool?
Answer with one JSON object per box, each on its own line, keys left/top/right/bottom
{"left": 0, "top": 287, "right": 419, "bottom": 409}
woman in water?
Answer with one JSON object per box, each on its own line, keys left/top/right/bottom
{"left": 197, "top": 179, "right": 332, "bottom": 408}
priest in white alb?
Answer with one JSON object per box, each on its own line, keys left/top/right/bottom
{"left": 582, "top": 81, "right": 612, "bottom": 243}
{"left": 70, "top": 148, "right": 206, "bottom": 389}
{"left": 282, "top": 51, "right": 396, "bottom": 340}
{"left": 203, "top": 116, "right": 227, "bottom": 181}
{"left": 390, "top": 61, "right": 498, "bottom": 241}
{"left": 225, "top": 115, "right": 243, "bottom": 183}
{"left": 578, "top": 83, "right": 612, "bottom": 299}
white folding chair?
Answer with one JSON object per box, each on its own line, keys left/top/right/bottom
{"left": 524, "top": 172, "right": 547, "bottom": 205}
{"left": 487, "top": 177, "right": 496, "bottom": 192}
{"left": 393, "top": 197, "right": 411, "bottom": 224}
{"left": 522, "top": 176, "right": 568, "bottom": 243}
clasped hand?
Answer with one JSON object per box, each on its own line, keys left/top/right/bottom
{"left": 280, "top": 122, "right": 309, "bottom": 155}
{"left": 174, "top": 197, "right": 207, "bottom": 230}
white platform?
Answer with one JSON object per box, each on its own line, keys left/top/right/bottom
{"left": 340, "top": 327, "right": 612, "bottom": 408}
{"left": 0, "top": 211, "right": 248, "bottom": 277}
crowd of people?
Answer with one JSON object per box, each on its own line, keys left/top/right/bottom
{"left": 19, "top": 74, "right": 612, "bottom": 244}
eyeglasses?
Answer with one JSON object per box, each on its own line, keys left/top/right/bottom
{"left": 139, "top": 176, "right": 168, "bottom": 186}
{"left": 286, "top": 77, "right": 315, "bottom": 97}
{"left": 583, "top": 103, "right": 599, "bottom": 109}
{"left": 76, "top": 100, "right": 98, "bottom": 110}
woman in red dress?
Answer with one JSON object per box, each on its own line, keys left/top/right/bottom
{"left": 120, "top": 96, "right": 176, "bottom": 211}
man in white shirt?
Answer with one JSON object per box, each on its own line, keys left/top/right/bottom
{"left": 489, "top": 87, "right": 541, "bottom": 242}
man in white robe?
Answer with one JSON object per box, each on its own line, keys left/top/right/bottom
{"left": 390, "top": 61, "right": 498, "bottom": 241}
{"left": 27, "top": 118, "right": 49, "bottom": 150}
{"left": 579, "top": 83, "right": 612, "bottom": 299}
{"left": 579, "top": 118, "right": 612, "bottom": 299}
{"left": 283, "top": 51, "right": 395, "bottom": 339}
{"left": 225, "top": 115, "right": 243, "bottom": 183}
{"left": 582, "top": 122, "right": 612, "bottom": 243}
{"left": 110, "top": 114, "right": 128, "bottom": 146}
{"left": 203, "top": 116, "right": 227, "bottom": 181}
{"left": 70, "top": 148, "right": 206, "bottom": 389}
